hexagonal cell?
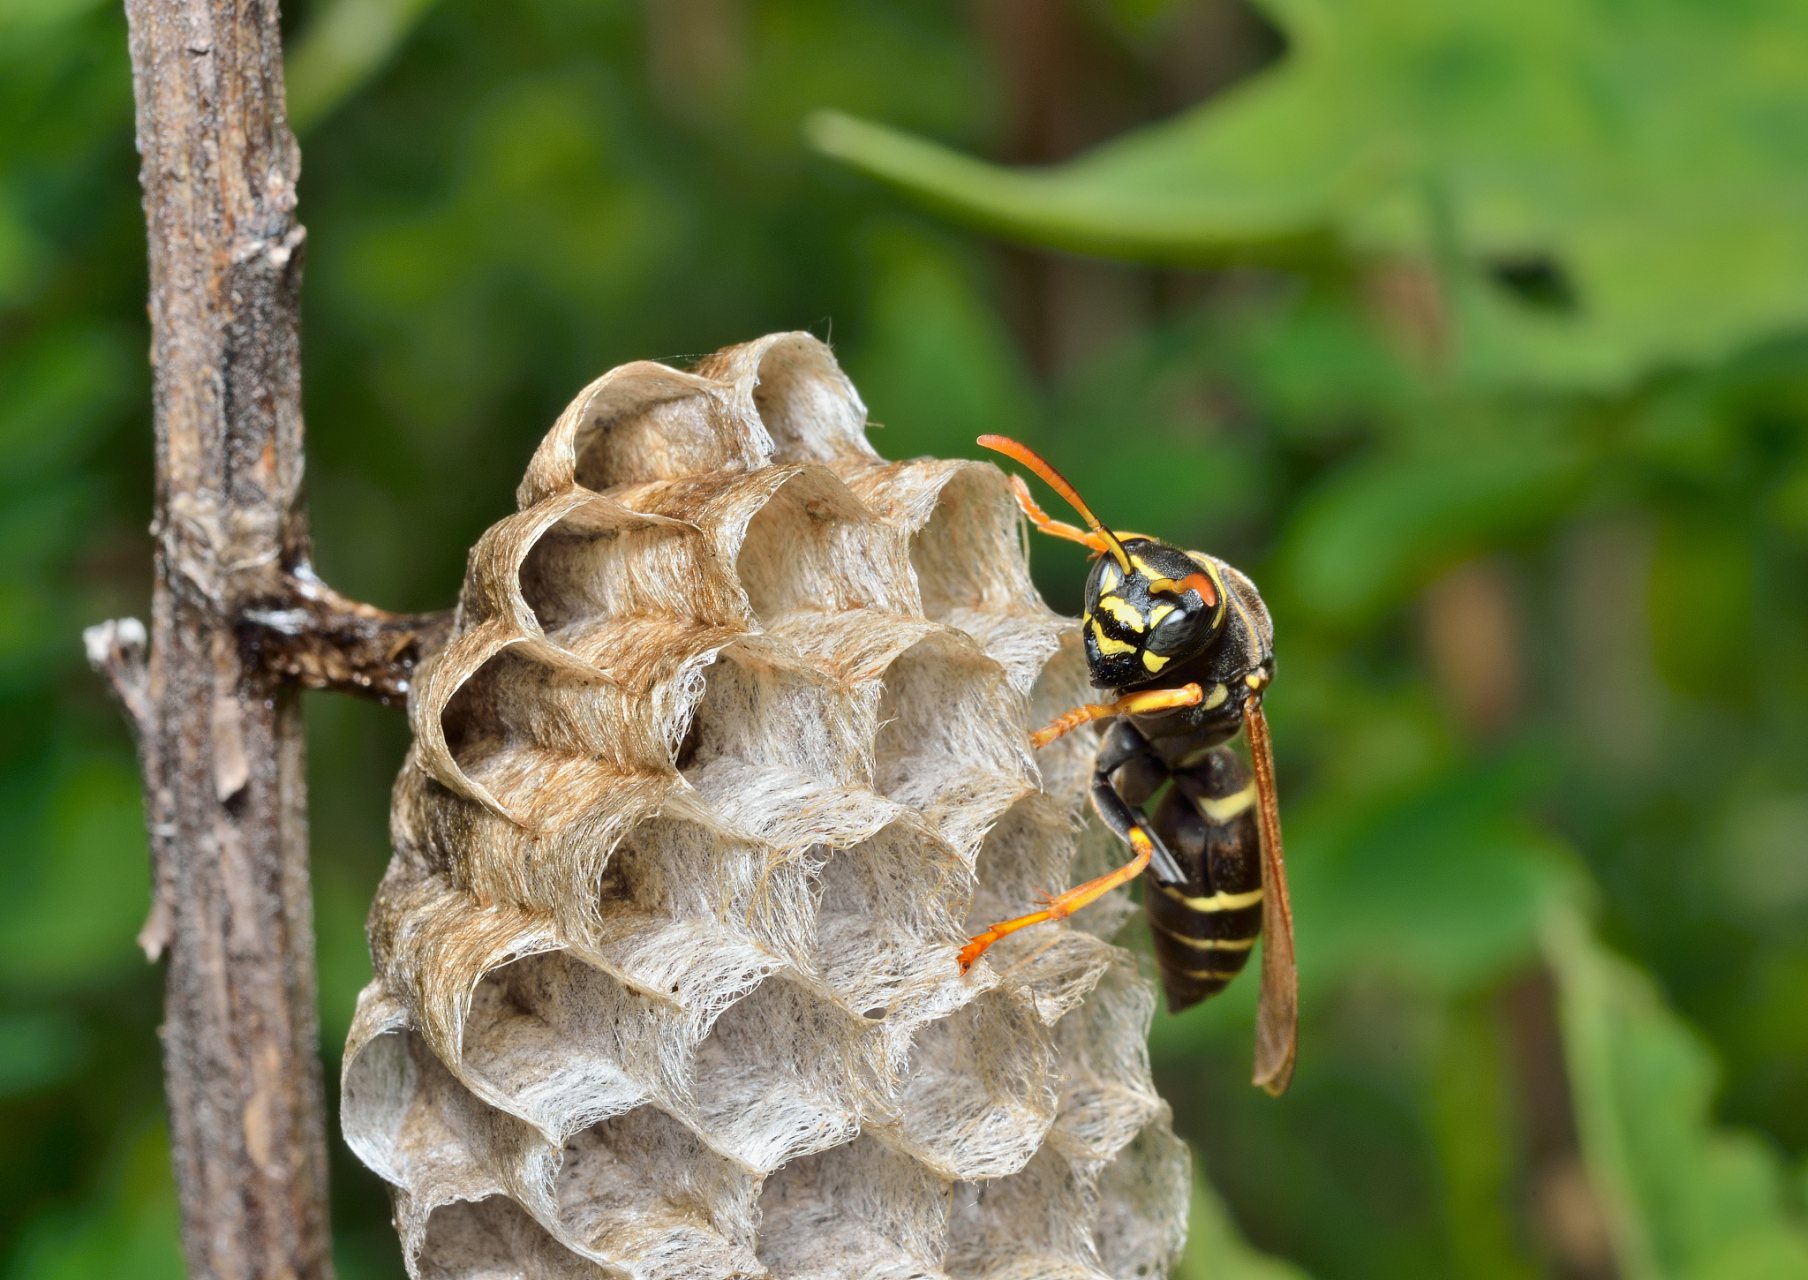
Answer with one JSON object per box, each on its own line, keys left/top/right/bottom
{"left": 880, "top": 986, "right": 1056, "bottom": 1181}
{"left": 957, "top": 797, "right": 1114, "bottom": 1023}
{"left": 756, "top": 1134, "right": 951, "bottom": 1280}
{"left": 1090, "top": 1121, "right": 1189, "bottom": 1280}
{"left": 591, "top": 814, "right": 805, "bottom": 994}
{"left": 1023, "top": 633, "right": 1098, "bottom": 811}
{"left": 1047, "top": 962, "right": 1162, "bottom": 1165}
{"left": 460, "top": 951, "right": 669, "bottom": 1139}
{"left": 809, "top": 819, "right": 967, "bottom": 1021}
{"left": 344, "top": 1023, "right": 569, "bottom": 1275}
{"left": 874, "top": 632, "right": 1033, "bottom": 858}
{"left": 566, "top": 366, "right": 762, "bottom": 493}
{"left": 1059, "top": 818, "right": 1142, "bottom": 945}
{"left": 678, "top": 641, "right": 871, "bottom": 795}
{"left": 676, "top": 975, "right": 875, "bottom": 1173}
{"left": 517, "top": 503, "right": 737, "bottom": 637}
{"left": 732, "top": 332, "right": 876, "bottom": 471}
{"left": 416, "top": 1193, "right": 617, "bottom": 1280}
{"left": 908, "top": 466, "right": 1063, "bottom": 694}
{"left": 554, "top": 1105, "right": 762, "bottom": 1278}
{"left": 942, "top": 1145, "right": 1108, "bottom": 1280}
{"left": 439, "top": 645, "right": 635, "bottom": 781}
{"left": 734, "top": 467, "right": 911, "bottom": 629}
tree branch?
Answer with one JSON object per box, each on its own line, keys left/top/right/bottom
{"left": 111, "top": 0, "right": 450, "bottom": 1274}
{"left": 241, "top": 570, "right": 453, "bottom": 706}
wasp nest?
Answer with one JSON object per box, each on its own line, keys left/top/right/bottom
{"left": 341, "top": 333, "right": 1190, "bottom": 1280}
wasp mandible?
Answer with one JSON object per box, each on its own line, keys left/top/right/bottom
{"left": 957, "top": 435, "right": 1297, "bottom": 1096}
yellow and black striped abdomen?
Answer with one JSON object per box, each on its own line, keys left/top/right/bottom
{"left": 1143, "top": 748, "right": 1263, "bottom": 1014}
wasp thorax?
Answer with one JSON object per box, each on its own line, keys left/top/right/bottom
{"left": 342, "top": 334, "right": 1190, "bottom": 1280}
{"left": 1083, "top": 539, "right": 1227, "bottom": 688}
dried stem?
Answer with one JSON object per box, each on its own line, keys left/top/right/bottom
{"left": 90, "top": 0, "right": 448, "bottom": 1275}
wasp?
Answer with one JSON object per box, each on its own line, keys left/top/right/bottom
{"left": 956, "top": 435, "right": 1296, "bottom": 1096}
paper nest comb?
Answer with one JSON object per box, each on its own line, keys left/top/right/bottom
{"left": 341, "top": 332, "right": 1191, "bottom": 1280}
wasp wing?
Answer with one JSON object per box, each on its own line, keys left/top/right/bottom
{"left": 1244, "top": 699, "right": 1297, "bottom": 1096}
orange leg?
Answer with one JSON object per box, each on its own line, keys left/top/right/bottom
{"left": 959, "top": 829, "right": 1157, "bottom": 971}
{"left": 1030, "top": 683, "right": 1203, "bottom": 749}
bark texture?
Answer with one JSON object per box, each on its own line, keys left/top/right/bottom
{"left": 121, "top": 0, "right": 332, "bottom": 1275}
{"left": 92, "top": 1, "right": 446, "bottom": 1275}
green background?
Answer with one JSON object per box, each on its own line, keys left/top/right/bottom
{"left": 4, "top": 0, "right": 1808, "bottom": 1276}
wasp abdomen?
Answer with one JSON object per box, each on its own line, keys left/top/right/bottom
{"left": 1144, "top": 748, "right": 1264, "bottom": 1014}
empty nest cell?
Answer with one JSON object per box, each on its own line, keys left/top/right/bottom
{"left": 591, "top": 813, "right": 812, "bottom": 988}
{"left": 555, "top": 1106, "right": 762, "bottom": 1279}
{"left": 677, "top": 642, "right": 870, "bottom": 795}
{"left": 734, "top": 467, "right": 910, "bottom": 629}
{"left": 460, "top": 950, "right": 674, "bottom": 1139}
{"left": 880, "top": 987, "right": 1057, "bottom": 1182}
{"left": 675, "top": 975, "right": 880, "bottom": 1173}
{"left": 416, "top": 1194, "right": 615, "bottom": 1280}
{"left": 756, "top": 1135, "right": 950, "bottom": 1280}
{"left": 1088, "top": 1123, "right": 1190, "bottom": 1280}
{"left": 943, "top": 1145, "right": 1108, "bottom": 1280}
{"left": 808, "top": 819, "right": 967, "bottom": 1021}
{"left": 873, "top": 632, "right": 1033, "bottom": 859}
{"left": 907, "top": 465, "right": 1061, "bottom": 693}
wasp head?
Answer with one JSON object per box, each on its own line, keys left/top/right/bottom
{"left": 1083, "top": 538, "right": 1231, "bottom": 689}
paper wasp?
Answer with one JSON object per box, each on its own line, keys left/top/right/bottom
{"left": 956, "top": 435, "right": 1296, "bottom": 1096}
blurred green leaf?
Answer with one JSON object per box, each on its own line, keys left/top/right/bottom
{"left": 1293, "top": 757, "right": 1579, "bottom": 998}
{"left": 1428, "top": 996, "right": 1540, "bottom": 1280}
{"left": 0, "top": 1009, "right": 84, "bottom": 1097}
{"left": 0, "top": 751, "right": 148, "bottom": 990}
{"left": 811, "top": 0, "right": 1808, "bottom": 389}
{"left": 843, "top": 221, "right": 1037, "bottom": 461}
{"left": 1176, "top": 1155, "right": 1314, "bottom": 1280}
{"left": 1545, "top": 905, "right": 1808, "bottom": 1280}
{"left": 3, "top": 1122, "right": 183, "bottom": 1280}
{"left": 285, "top": 0, "right": 443, "bottom": 136}
{"left": 1278, "top": 419, "right": 1585, "bottom": 625}
{"left": 0, "top": 325, "right": 130, "bottom": 485}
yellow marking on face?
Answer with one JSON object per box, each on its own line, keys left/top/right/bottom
{"left": 1099, "top": 562, "right": 1120, "bottom": 592}
{"left": 1090, "top": 619, "right": 1136, "bottom": 656}
{"left": 1141, "top": 650, "right": 1170, "bottom": 673}
{"left": 1098, "top": 595, "right": 1145, "bottom": 631}
{"left": 1129, "top": 553, "right": 1163, "bottom": 581}
{"left": 1194, "top": 782, "right": 1257, "bottom": 823}
{"left": 1158, "top": 884, "right": 1264, "bottom": 912}
{"left": 1201, "top": 683, "right": 1229, "bottom": 710}
{"left": 1148, "top": 604, "right": 1176, "bottom": 629}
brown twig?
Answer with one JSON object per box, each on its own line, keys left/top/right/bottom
{"left": 239, "top": 568, "right": 454, "bottom": 706}
{"left": 93, "top": 0, "right": 453, "bottom": 1275}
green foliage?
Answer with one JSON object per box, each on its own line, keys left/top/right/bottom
{"left": 809, "top": 0, "right": 1808, "bottom": 390}
{"left": 1546, "top": 906, "right": 1808, "bottom": 1280}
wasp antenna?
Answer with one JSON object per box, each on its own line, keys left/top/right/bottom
{"left": 977, "top": 435, "right": 1133, "bottom": 575}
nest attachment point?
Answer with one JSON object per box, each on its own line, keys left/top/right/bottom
{"left": 342, "top": 332, "right": 1190, "bottom": 1280}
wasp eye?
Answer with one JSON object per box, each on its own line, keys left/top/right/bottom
{"left": 1146, "top": 602, "right": 1200, "bottom": 655}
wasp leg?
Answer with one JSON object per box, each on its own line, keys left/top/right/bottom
{"left": 958, "top": 723, "right": 1182, "bottom": 972}
{"left": 1030, "top": 683, "right": 1203, "bottom": 749}
{"left": 958, "top": 828, "right": 1161, "bottom": 972}
{"left": 1098, "top": 719, "right": 1167, "bottom": 807}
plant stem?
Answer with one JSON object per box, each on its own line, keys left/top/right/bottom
{"left": 85, "top": 1, "right": 448, "bottom": 1274}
